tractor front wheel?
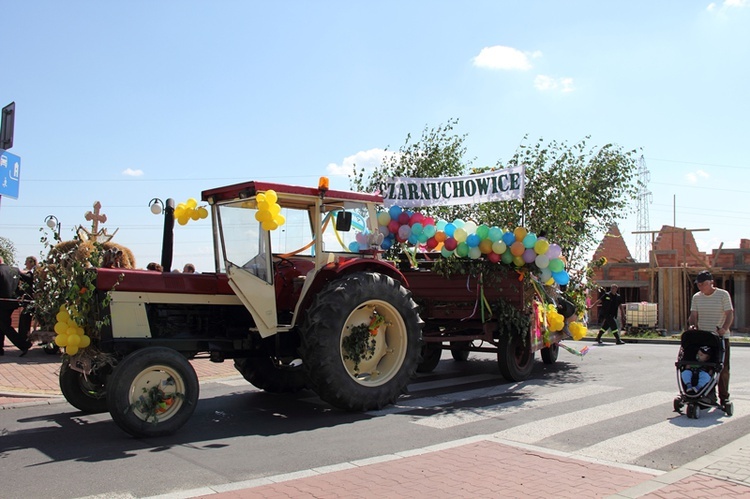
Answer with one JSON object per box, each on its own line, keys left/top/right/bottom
{"left": 107, "top": 347, "right": 199, "bottom": 438}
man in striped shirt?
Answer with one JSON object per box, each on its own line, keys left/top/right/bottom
{"left": 688, "top": 270, "right": 734, "bottom": 408}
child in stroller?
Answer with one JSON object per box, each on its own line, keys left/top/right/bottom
{"left": 673, "top": 329, "right": 733, "bottom": 419}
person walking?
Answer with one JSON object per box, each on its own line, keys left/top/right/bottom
{"left": 688, "top": 270, "right": 734, "bottom": 409}
{"left": 0, "top": 256, "right": 33, "bottom": 356}
{"left": 592, "top": 284, "right": 625, "bottom": 345}
{"left": 18, "top": 256, "right": 37, "bottom": 341}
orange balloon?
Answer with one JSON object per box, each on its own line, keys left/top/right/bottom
{"left": 510, "top": 241, "right": 525, "bottom": 257}
{"left": 434, "top": 231, "right": 447, "bottom": 243}
{"left": 478, "top": 239, "right": 493, "bottom": 254}
{"left": 514, "top": 226, "right": 528, "bottom": 241}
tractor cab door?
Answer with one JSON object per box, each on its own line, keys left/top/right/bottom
{"left": 215, "top": 201, "right": 278, "bottom": 337}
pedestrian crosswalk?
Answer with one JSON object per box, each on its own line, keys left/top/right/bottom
{"left": 365, "top": 373, "right": 750, "bottom": 467}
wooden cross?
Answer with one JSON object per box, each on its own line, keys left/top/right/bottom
{"left": 85, "top": 201, "right": 108, "bottom": 235}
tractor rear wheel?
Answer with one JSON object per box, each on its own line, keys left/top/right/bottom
{"left": 300, "top": 272, "right": 422, "bottom": 411}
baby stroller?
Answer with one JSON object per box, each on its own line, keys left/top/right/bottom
{"left": 673, "top": 329, "right": 733, "bottom": 419}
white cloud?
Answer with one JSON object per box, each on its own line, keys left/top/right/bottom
{"left": 326, "top": 148, "right": 397, "bottom": 178}
{"left": 534, "top": 74, "right": 576, "bottom": 93}
{"left": 472, "top": 45, "right": 537, "bottom": 70}
{"left": 707, "top": 0, "right": 748, "bottom": 12}
{"left": 122, "top": 168, "right": 144, "bottom": 177}
{"left": 686, "top": 170, "right": 710, "bottom": 183}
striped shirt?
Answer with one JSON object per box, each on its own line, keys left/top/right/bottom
{"left": 691, "top": 288, "right": 733, "bottom": 331}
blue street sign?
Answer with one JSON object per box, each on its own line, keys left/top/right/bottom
{"left": 0, "top": 149, "right": 21, "bottom": 199}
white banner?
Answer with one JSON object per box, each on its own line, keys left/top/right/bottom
{"left": 380, "top": 165, "right": 525, "bottom": 208}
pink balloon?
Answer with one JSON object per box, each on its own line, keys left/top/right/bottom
{"left": 487, "top": 252, "right": 500, "bottom": 263}
{"left": 410, "top": 212, "right": 424, "bottom": 226}
{"left": 387, "top": 220, "right": 400, "bottom": 235}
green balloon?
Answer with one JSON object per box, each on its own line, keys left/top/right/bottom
{"left": 501, "top": 249, "right": 514, "bottom": 264}
{"left": 476, "top": 224, "right": 490, "bottom": 240}
{"left": 549, "top": 258, "right": 564, "bottom": 273}
{"left": 456, "top": 242, "right": 469, "bottom": 257}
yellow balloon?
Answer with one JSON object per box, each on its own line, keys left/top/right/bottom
{"left": 255, "top": 210, "right": 272, "bottom": 222}
{"left": 190, "top": 209, "right": 201, "bottom": 221}
{"left": 198, "top": 207, "right": 209, "bottom": 219}
{"left": 256, "top": 193, "right": 266, "bottom": 203}
{"left": 268, "top": 203, "right": 281, "bottom": 215}
{"left": 66, "top": 345, "right": 79, "bottom": 355}
{"left": 265, "top": 190, "right": 278, "bottom": 204}
{"left": 174, "top": 206, "right": 185, "bottom": 218}
{"left": 178, "top": 214, "right": 190, "bottom": 225}
{"left": 79, "top": 335, "right": 91, "bottom": 348}
{"left": 453, "top": 228, "right": 467, "bottom": 243}
{"left": 262, "top": 220, "right": 278, "bottom": 231}
{"left": 514, "top": 226, "right": 528, "bottom": 242}
{"left": 55, "top": 333, "right": 68, "bottom": 347}
{"left": 273, "top": 214, "right": 286, "bottom": 226}
{"left": 187, "top": 198, "right": 198, "bottom": 209}
{"left": 512, "top": 255, "right": 525, "bottom": 267}
{"left": 258, "top": 200, "right": 270, "bottom": 211}
{"left": 534, "top": 238, "right": 550, "bottom": 255}
{"left": 67, "top": 334, "right": 81, "bottom": 346}
{"left": 66, "top": 324, "right": 79, "bottom": 336}
{"left": 56, "top": 310, "right": 70, "bottom": 323}
{"left": 54, "top": 322, "right": 67, "bottom": 334}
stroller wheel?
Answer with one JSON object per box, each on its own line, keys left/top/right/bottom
{"left": 687, "top": 404, "right": 700, "bottom": 419}
{"left": 724, "top": 401, "right": 734, "bottom": 417}
{"left": 673, "top": 397, "right": 683, "bottom": 413}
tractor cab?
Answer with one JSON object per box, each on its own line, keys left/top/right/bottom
{"left": 202, "top": 178, "right": 384, "bottom": 337}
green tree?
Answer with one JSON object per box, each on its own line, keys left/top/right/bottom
{"left": 350, "top": 118, "right": 475, "bottom": 224}
{"left": 352, "top": 122, "right": 640, "bottom": 271}
{"left": 0, "top": 236, "right": 17, "bottom": 266}
{"left": 475, "top": 135, "right": 640, "bottom": 268}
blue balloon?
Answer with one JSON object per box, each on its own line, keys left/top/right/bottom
{"left": 466, "top": 234, "right": 480, "bottom": 247}
{"left": 348, "top": 241, "right": 360, "bottom": 253}
{"left": 501, "top": 231, "right": 516, "bottom": 246}
{"left": 381, "top": 238, "right": 393, "bottom": 250}
{"left": 552, "top": 270, "right": 570, "bottom": 286}
{"left": 445, "top": 223, "right": 456, "bottom": 237}
{"left": 388, "top": 205, "right": 402, "bottom": 219}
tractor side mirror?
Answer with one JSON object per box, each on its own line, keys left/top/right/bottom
{"left": 335, "top": 211, "right": 352, "bottom": 232}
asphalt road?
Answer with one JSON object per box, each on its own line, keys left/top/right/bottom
{"left": 2, "top": 341, "right": 749, "bottom": 498}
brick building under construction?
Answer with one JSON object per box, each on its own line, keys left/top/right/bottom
{"left": 589, "top": 225, "right": 749, "bottom": 333}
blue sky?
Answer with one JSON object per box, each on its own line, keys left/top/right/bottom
{"left": 1, "top": 1, "right": 749, "bottom": 272}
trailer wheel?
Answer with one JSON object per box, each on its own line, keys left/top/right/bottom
{"left": 60, "top": 358, "right": 109, "bottom": 414}
{"left": 234, "top": 356, "right": 309, "bottom": 393}
{"left": 417, "top": 344, "right": 442, "bottom": 373}
{"left": 300, "top": 272, "right": 423, "bottom": 411}
{"left": 450, "top": 342, "right": 470, "bottom": 362}
{"left": 107, "top": 347, "right": 199, "bottom": 438}
{"left": 497, "top": 332, "right": 534, "bottom": 381}
{"left": 540, "top": 343, "right": 559, "bottom": 364}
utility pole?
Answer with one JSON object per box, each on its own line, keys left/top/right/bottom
{"left": 634, "top": 155, "right": 652, "bottom": 263}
